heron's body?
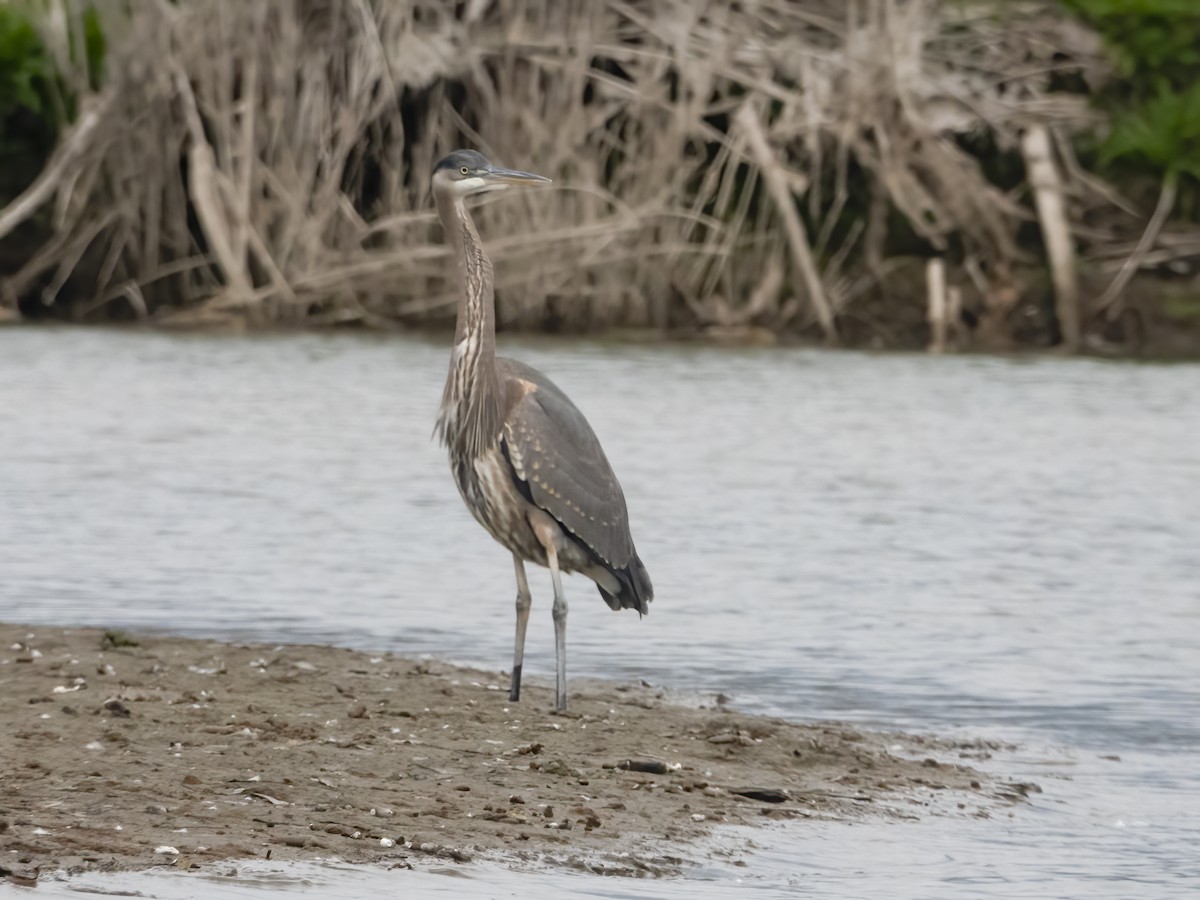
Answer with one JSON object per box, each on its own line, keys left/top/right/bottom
{"left": 430, "top": 150, "right": 652, "bottom": 712}
{"left": 445, "top": 357, "right": 648, "bottom": 601}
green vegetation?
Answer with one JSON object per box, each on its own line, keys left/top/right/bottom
{"left": 1065, "top": 0, "right": 1200, "bottom": 214}
{"left": 0, "top": 6, "right": 58, "bottom": 199}
{"left": 1064, "top": 0, "right": 1200, "bottom": 89}
{"left": 0, "top": 7, "right": 50, "bottom": 117}
{"left": 1161, "top": 293, "right": 1200, "bottom": 322}
{"left": 0, "top": 3, "right": 105, "bottom": 201}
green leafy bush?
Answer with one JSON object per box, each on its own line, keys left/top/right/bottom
{"left": 0, "top": 7, "right": 51, "bottom": 115}
{"left": 1101, "top": 81, "right": 1200, "bottom": 181}
{"left": 0, "top": 4, "right": 106, "bottom": 203}
{"left": 0, "top": 7, "right": 57, "bottom": 202}
{"left": 1064, "top": 0, "right": 1200, "bottom": 204}
{"left": 1063, "top": 0, "right": 1200, "bottom": 91}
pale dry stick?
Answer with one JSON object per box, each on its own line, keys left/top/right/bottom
{"left": 1021, "top": 124, "right": 1080, "bottom": 350}
{"left": 271, "top": 38, "right": 337, "bottom": 273}
{"left": 173, "top": 67, "right": 253, "bottom": 302}
{"left": 94, "top": 218, "right": 133, "bottom": 303}
{"left": 518, "top": 227, "right": 635, "bottom": 313}
{"left": 293, "top": 247, "right": 450, "bottom": 296}
{"left": 386, "top": 237, "right": 717, "bottom": 320}
{"left": 48, "top": 127, "right": 106, "bottom": 234}
{"left": 135, "top": 124, "right": 166, "bottom": 278}
{"left": 926, "top": 257, "right": 947, "bottom": 354}
{"left": 847, "top": 4, "right": 1027, "bottom": 266}
{"left": 38, "top": 210, "right": 119, "bottom": 308}
{"left": 821, "top": 217, "right": 865, "bottom": 316}
{"left": 1050, "top": 126, "right": 1138, "bottom": 218}
{"left": 829, "top": 257, "right": 906, "bottom": 316}
{"left": 517, "top": 197, "right": 647, "bottom": 304}
{"left": 230, "top": 11, "right": 262, "bottom": 275}
{"left": 307, "top": 19, "right": 391, "bottom": 246}
{"left": 0, "top": 91, "right": 113, "bottom": 242}
{"left": 1096, "top": 171, "right": 1179, "bottom": 322}
{"left": 736, "top": 103, "right": 837, "bottom": 342}
{"left": 208, "top": 6, "right": 238, "bottom": 216}
{"left": 214, "top": 174, "right": 297, "bottom": 306}
{"left": 499, "top": 242, "right": 723, "bottom": 292}
{"left": 117, "top": 282, "right": 149, "bottom": 319}
{"left": 1089, "top": 233, "right": 1200, "bottom": 269}
{"left": 3, "top": 224, "right": 80, "bottom": 302}
{"left": 813, "top": 137, "right": 853, "bottom": 262}
{"left": 740, "top": 252, "right": 786, "bottom": 326}
{"left": 75, "top": 257, "right": 212, "bottom": 319}
{"left": 695, "top": 139, "right": 763, "bottom": 303}
{"left": 51, "top": 164, "right": 83, "bottom": 232}
{"left": 255, "top": 154, "right": 316, "bottom": 278}
{"left": 359, "top": 208, "right": 439, "bottom": 241}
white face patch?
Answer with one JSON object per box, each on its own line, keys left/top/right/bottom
{"left": 454, "top": 176, "right": 489, "bottom": 195}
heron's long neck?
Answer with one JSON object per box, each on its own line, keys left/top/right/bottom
{"left": 435, "top": 193, "right": 503, "bottom": 459}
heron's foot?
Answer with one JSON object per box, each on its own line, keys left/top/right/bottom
{"left": 509, "top": 664, "right": 522, "bottom": 702}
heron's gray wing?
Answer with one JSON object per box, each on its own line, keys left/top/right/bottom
{"left": 499, "top": 362, "right": 635, "bottom": 569}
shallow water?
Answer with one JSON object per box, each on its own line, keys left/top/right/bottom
{"left": 2, "top": 328, "right": 1198, "bottom": 898}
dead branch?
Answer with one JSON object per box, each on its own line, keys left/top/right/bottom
{"left": 1096, "top": 171, "right": 1180, "bottom": 320}
{"left": 736, "top": 103, "right": 837, "bottom": 342}
{"left": 927, "top": 257, "right": 948, "bottom": 354}
{"left": 1021, "top": 124, "right": 1080, "bottom": 349}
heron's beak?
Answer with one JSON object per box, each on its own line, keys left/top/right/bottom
{"left": 483, "top": 167, "right": 553, "bottom": 189}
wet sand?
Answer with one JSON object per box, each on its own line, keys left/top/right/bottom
{"left": 0, "top": 624, "right": 1034, "bottom": 884}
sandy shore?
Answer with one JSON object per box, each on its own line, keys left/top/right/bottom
{"left": 0, "top": 624, "right": 1035, "bottom": 883}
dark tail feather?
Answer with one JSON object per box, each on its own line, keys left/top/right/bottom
{"left": 598, "top": 553, "right": 654, "bottom": 617}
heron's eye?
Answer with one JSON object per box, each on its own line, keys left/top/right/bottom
{"left": 460, "top": 166, "right": 470, "bottom": 176}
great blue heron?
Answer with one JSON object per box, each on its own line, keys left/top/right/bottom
{"left": 430, "top": 149, "right": 653, "bottom": 713}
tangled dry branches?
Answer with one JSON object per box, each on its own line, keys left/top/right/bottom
{"left": 1, "top": 0, "right": 1110, "bottom": 340}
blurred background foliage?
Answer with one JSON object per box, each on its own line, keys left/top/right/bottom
{"left": 1065, "top": 0, "right": 1200, "bottom": 206}
{"left": 0, "top": 2, "right": 102, "bottom": 179}
{"left": 0, "top": 5, "right": 58, "bottom": 200}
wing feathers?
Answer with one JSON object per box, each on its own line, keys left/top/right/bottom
{"left": 501, "top": 371, "right": 635, "bottom": 570}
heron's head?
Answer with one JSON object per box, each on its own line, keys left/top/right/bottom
{"left": 430, "top": 149, "right": 551, "bottom": 201}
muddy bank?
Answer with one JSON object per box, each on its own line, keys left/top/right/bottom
{"left": 0, "top": 625, "right": 1035, "bottom": 883}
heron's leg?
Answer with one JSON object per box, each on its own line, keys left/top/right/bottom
{"left": 510, "top": 553, "right": 532, "bottom": 702}
{"left": 527, "top": 510, "right": 570, "bottom": 712}
{"left": 546, "top": 544, "right": 569, "bottom": 713}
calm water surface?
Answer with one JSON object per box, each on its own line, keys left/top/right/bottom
{"left": 2, "top": 329, "right": 1198, "bottom": 898}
